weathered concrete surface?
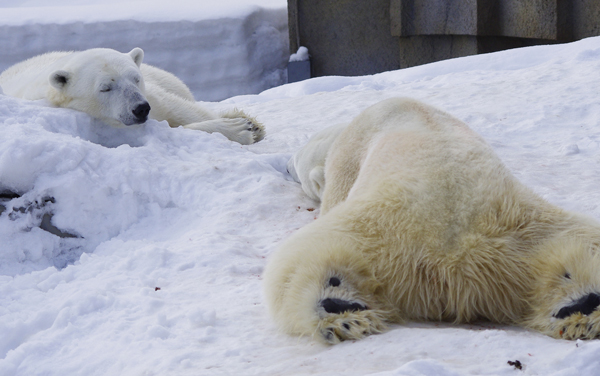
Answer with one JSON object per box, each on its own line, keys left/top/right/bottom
{"left": 289, "top": 0, "right": 400, "bottom": 76}
{"left": 391, "top": 0, "right": 478, "bottom": 36}
{"left": 571, "top": 0, "right": 600, "bottom": 39}
{"left": 398, "top": 35, "right": 477, "bottom": 67}
{"left": 291, "top": 0, "right": 600, "bottom": 76}
{"left": 391, "top": 0, "right": 564, "bottom": 40}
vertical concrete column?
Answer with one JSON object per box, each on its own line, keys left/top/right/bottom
{"left": 288, "top": 0, "right": 400, "bottom": 77}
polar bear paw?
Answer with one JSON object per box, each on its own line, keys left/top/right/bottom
{"left": 317, "top": 299, "right": 386, "bottom": 344}
{"left": 552, "top": 293, "right": 600, "bottom": 339}
{"left": 221, "top": 109, "right": 265, "bottom": 144}
{"left": 183, "top": 109, "right": 265, "bottom": 144}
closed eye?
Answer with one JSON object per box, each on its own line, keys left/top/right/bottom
{"left": 100, "top": 86, "right": 112, "bottom": 92}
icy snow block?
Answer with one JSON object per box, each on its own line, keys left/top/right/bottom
{"left": 288, "top": 60, "right": 311, "bottom": 83}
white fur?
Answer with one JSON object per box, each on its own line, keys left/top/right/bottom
{"left": 264, "top": 97, "right": 600, "bottom": 344}
{"left": 0, "top": 48, "right": 264, "bottom": 144}
{"left": 286, "top": 122, "right": 347, "bottom": 201}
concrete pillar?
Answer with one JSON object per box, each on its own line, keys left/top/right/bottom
{"left": 288, "top": 0, "right": 400, "bottom": 77}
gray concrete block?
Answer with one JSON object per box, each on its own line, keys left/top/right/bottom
{"left": 393, "top": 0, "right": 568, "bottom": 41}
{"left": 478, "top": 0, "right": 559, "bottom": 39}
{"left": 288, "top": 60, "right": 311, "bottom": 82}
{"left": 399, "top": 35, "right": 478, "bottom": 68}
{"left": 291, "top": 0, "right": 400, "bottom": 77}
{"left": 571, "top": 0, "right": 600, "bottom": 39}
{"left": 391, "top": 0, "right": 478, "bottom": 36}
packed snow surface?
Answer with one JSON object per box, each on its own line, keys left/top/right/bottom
{"left": 3, "top": 2, "right": 600, "bottom": 375}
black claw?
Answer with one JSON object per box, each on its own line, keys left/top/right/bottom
{"left": 324, "top": 329, "right": 334, "bottom": 341}
{"left": 321, "top": 298, "right": 367, "bottom": 314}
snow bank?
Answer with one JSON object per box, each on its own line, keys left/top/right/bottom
{"left": 0, "top": 0, "right": 289, "bottom": 101}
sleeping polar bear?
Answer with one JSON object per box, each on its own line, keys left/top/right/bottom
{"left": 265, "top": 97, "right": 600, "bottom": 344}
{"left": 0, "top": 48, "right": 264, "bottom": 145}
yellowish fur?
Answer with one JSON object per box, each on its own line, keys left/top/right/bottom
{"left": 264, "top": 97, "right": 600, "bottom": 344}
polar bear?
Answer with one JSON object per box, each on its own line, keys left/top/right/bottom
{"left": 0, "top": 48, "right": 264, "bottom": 145}
{"left": 264, "top": 97, "right": 600, "bottom": 344}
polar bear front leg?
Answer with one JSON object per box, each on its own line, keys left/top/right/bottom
{"left": 183, "top": 109, "right": 265, "bottom": 145}
{"left": 145, "top": 84, "right": 265, "bottom": 144}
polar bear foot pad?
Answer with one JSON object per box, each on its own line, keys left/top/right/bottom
{"left": 552, "top": 293, "right": 600, "bottom": 340}
{"left": 555, "top": 293, "right": 600, "bottom": 319}
{"left": 317, "top": 308, "right": 385, "bottom": 344}
{"left": 320, "top": 298, "right": 367, "bottom": 314}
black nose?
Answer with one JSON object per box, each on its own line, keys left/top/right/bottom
{"left": 132, "top": 102, "right": 150, "bottom": 122}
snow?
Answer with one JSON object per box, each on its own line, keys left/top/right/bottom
{"left": 0, "top": 0, "right": 289, "bottom": 102}
{"left": 2, "top": 1, "right": 600, "bottom": 375}
{"left": 289, "top": 46, "right": 309, "bottom": 62}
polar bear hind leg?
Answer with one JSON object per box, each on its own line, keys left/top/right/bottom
{"left": 263, "top": 227, "right": 390, "bottom": 344}
{"left": 523, "top": 236, "right": 600, "bottom": 340}
{"left": 551, "top": 299, "right": 600, "bottom": 340}
{"left": 316, "top": 275, "right": 387, "bottom": 344}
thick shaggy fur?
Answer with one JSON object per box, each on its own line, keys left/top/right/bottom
{"left": 0, "top": 48, "right": 264, "bottom": 145}
{"left": 264, "top": 97, "right": 600, "bottom": 344}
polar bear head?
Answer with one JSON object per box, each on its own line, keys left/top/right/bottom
{"left": 48, "top": 48, "right": 150, "bottom": 127}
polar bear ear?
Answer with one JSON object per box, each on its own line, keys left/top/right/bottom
{"left": 128, "top": 48, "right": 144, "bottom": 67}
{"left": 49, "top": 70, "right": 72, "bottom": 90}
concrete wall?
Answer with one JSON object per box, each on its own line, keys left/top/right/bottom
{"left": 289, "top": 0, "right": 600, "bottom": 77}
{"left": 288, "top": 0, "right": 399, "bottom": 77}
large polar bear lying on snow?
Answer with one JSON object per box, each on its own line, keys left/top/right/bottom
{"left": 264, "top": 97, "right": 600, "bottom": 344}
{"left": 0, "top": 48, "right": 264, "bottom": 145}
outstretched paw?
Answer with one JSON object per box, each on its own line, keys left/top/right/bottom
{"left": 317, "top": 307, "right": 385, "bottom": 344}
{"left": 221, "top": 109, "right": 265, "bottom": 144}
{"left": 552, "top": 293, "right": 600, "bottom": 339}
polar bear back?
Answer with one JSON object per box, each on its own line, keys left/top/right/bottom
{"left": 319, "top": 98, "right": 565, "bottom": 321}
{"left": 0, "top": 51, "right": 71, "bottom": 99}
{"left": 322, "top": 98, "right": 509, "bottom": 215}
{"left": 140, "top": 64, "right": 195, "bottom": 102}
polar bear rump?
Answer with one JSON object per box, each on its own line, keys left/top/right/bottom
{"left": 265, "top": 97, "right": 600, "bottom": 344}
